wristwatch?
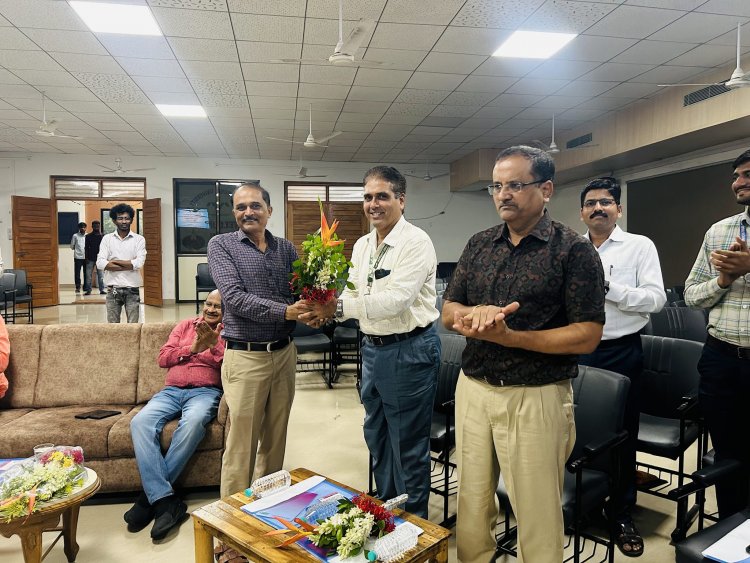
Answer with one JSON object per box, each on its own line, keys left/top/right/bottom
{"left": 335, "top": 298, "right": 344, "bottom": 319}
{"left": 604, "top": 280, "right": 610, "bottom": 295}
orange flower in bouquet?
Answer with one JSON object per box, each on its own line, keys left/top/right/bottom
{"left": 290, "top": 199, "right": 354, "bottom": 303}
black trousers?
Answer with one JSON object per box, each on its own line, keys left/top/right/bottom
{"left": 579, "top": 333, "right": 643, "bottom": 521}
{"left": 698, "top": 341, "right": 750, "bottom": 518}
{"left": 73, "top": 258, "right": 86, "bottom": 290}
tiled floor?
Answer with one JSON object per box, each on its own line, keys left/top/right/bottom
{"left": 1, "top": 299, "right": 714, "bottom": 562}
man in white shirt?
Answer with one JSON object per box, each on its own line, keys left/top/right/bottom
{"left": 70, "top": 222, "right": 87, "bottom": 293}
{"left": 96, "top": 204, "right": 146, "bottom": 323}
{"left": 302, "top": 166, "right": 441, "bottom": 518}
{"left": 578, "top": 177, "right": 666, "bottom": 558}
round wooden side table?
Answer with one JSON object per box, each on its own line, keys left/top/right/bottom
{"left": 0, "top": 468, "right": 101, "bottom": 562}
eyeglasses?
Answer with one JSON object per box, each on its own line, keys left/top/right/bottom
{"left": 582, "top": 198, "right": 616, "bottom": 209}
{"left": 487, "top": 179, "right": 546, "bottom": 195}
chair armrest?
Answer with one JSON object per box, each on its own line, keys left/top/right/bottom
{"left": 668, "top": 458, "right": 743, "bottom": 500}
{"left": 677, "top": 393, "right": 699, "bottom": 416}
{"left": 566, "top": 430, "right": 628, "bottom": 473}
{"left": 440, "top": 398, "right": 455, "bottom": 409}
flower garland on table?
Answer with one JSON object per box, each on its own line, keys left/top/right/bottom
{"left": 0, "top": 446, "right": 86, "bottom": 522}
{"left": 289, "top": 198, "right": 353, "bottom": 303}
{"left": 268, "top": 494, "right": 396, "bottom": 559}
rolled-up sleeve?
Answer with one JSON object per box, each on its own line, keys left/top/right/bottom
{"left": 96, "top": 235, "right": 110, "bottom": 271}
{"left": 131, "top": 236, "right": 147, "bottom": 270}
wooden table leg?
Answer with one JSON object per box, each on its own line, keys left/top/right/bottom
{"left": 434, "top": 539, "right": 448, "bottom": 563}
{"left": 17, "top": 527, "right": 43, "bottom": 563}
{"left": 62, "top": 506, "right": 81, "bottom": 562}
{"left": 193, "top": 519, "right": 215, "bottom": 563}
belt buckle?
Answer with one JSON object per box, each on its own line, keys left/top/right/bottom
{"left": 266, "top": 341, "right": 273, "bottom": 353}
{"left": 371, "top": 336, "right": 384, "bottom": 346}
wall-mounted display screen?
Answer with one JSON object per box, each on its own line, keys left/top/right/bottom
{"left": 177, "top": 208, "right": 210, "bottom": 229}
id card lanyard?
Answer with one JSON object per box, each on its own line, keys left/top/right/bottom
{"left": 366, "top": 244, "right": 390, "bottom": 294}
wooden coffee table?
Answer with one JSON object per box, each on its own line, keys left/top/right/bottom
{"left": 0, "top": 468, "right": 101, "bottom": 562}
{"left": 192, "top": 467, "right": 450, "bottom": 563}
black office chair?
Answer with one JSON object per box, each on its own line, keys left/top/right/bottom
{"left": 4, "top": 269, "right": 33, "bottom": 323}
{"left": 495, "top": 366, "right": 630, "bottom": 563}
{"left": 646, "top": 307, "right": 707, "bottom": 342}
{"left": 292, "top": 322, "right": 333, "bottom": 387}
{"left": 436, "top": 262, "right": 457, "bottom": 282}
{"left": 0, "top": 272, "right": 16, "bottom": 323}
{"left": 331, "top": 319, "right": 361, "bottom": 388}
{"left": 195, "top": 263, "right": 217, "bottom": 313}
{"left": 636, "top": 335, "right": 705, "bottom": 541}
{"left": 429, "top": 332, "right": 466, "bottom": 527}
{"left": 671, "top": 458, "right": 746, "bottom": 561}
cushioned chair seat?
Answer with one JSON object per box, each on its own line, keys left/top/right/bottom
{"left": 429, "top": 418, "right": 454, "bottom": 453}
{"left": 294, "top": 333, "right": 331, "bottom": 353}
{"left": 675, "top": 508, "right": 750, "bottom": 563}
{"left": 333, "top": 325, "right": 358, "bottom": 343}
{"left": 637, "top": 414, "right": 701, "bottom": 459}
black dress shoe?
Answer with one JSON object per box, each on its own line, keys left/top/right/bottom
{"left": 124, "top": 492, "right": 154, "bottom": 533}
{"left": 150, "top": 495, "right": 188, "bottom": 540}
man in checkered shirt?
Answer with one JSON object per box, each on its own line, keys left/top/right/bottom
{"left": 685, "top": 148, "right": 750, "bottom": 519}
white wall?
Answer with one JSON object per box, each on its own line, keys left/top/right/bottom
{"left": 0, "top": 153, "right": 500, "bottom": 300}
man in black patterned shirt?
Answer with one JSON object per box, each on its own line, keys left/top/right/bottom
{"left": 207, "top": 183, "right": 309, "bottom": 510}
{"left": 442, "top": 146, "right": 605, "bottom": 563}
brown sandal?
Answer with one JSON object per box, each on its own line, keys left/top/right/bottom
{"left": 214, "top": 544, "right": 249, "bottom": 563}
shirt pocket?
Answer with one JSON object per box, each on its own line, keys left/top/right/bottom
{"left": 610, "top": 265, "right": 636, "bottom": 286}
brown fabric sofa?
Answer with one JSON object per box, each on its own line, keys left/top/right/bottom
{"left": 0, "top": 322, "right": 226, "bottom": 493}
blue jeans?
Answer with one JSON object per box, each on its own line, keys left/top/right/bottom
{"left": 361, "top": 325, "right": 440, "bottom": 518}
{"left": 130, "top": 386, "right": 222, "bottom": 504}
{"left": 84, "top": 260, "right": 104, "bottom": 293}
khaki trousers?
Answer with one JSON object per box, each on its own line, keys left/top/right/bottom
{"left": 220, "top": 343, "right": 296, "bottom": 498}
{"left": 455, "top": 373, "right": 575, "bottom": 563}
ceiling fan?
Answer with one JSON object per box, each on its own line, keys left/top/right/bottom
{"left": 34, "top": 92, "right": 82, "bottom": 139}
{"left": 659, "top": 23, "right": 750, "bottom": 89}
{"left": 404, "top": 162, "right": 449, "bottom": 181}
{"left": 95, "top": 158, "right": 155, "bottom": 175}
{"left": 293, "top": 166, "right": 327, "bottom": 179}
{"left": 266, "top": 105, "right": 342, "bottom": 148}
{"left": 271, "top": 0, "right": 384, "bottom": 67}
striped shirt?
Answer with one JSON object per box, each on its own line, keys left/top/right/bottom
{"left": 207, "top": 229, "right": 298, "bottom": 342}
{"left": 684, "top": 208, "right": 750, "bottom": 346}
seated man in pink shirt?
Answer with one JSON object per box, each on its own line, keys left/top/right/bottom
{"left": 125, "top": 290, "right": 224, "bottom": 541}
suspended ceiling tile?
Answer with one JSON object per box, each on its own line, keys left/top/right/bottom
{"left": 336, "top": 121, "right": 375, "bottom": 132}
{"left": 296, "top": 97, "right": 346, "bottom": 111}
{"left": 472, "top": 106, "right": 523, "bottom": 119}
{"left": 231, "top": 13, "right": 304, "bottom": 43}
{"left": 406, "top": 72, "right": 465, "bottom": 90}
{"left": 394, "top": 89, "right": 451, "bottom": 104}
{"left": 452, "top": 0, "right": 545, "bottom": 29}
{"left": 362, "top": 48, "right": 428, "bottom": 71}
{"left": 306, "top": 0, "right": 387, "bottom": 21}
{"left": 347, "top": 86, "right": 400, "bottom": 102}
{"left": 0, "top": 0, "right": 87, "bottom": 30}
{"left": 147, "top": 91, "right": 201, "bottom": 105}
{"left": 41, "top": 87, "right": 101, "bottom": 102}
{"left": 380, "top": 0, "right": 464, "bottom": 25}
{"left": 599, "top": 82, "right": 664, "bottom": 97}
{"left": 303, "top": 17, "right": 375, "bottom": 46}
{"left": 430, "top": 105, "right": 479, "bottom": 118}
{"left": 248, "top": 95, "right": 297, "bottom": 109}
{"left": 417, "top": 52, "right": 486, "bottom": 74}
{"left": 472, "top": 57, "right": 543, "bottom": 77}
{"left": 379, "top": 114, "right": 424, "bottom": 125}
{"left": 354, "top": 68, "right": 413, "bottom": 88}
{"left": 0, "top": 68, "right": 25, "bottom": 85}
{"left": 299, "top": 64, "right": 356, "bottom": 86}
{"left": 369, "top": 23, "right": 445, "bottom": 51}
{"left": 118, "top": 57, "right": 186, "bottom": 78}
{"left": 555, "top": 35, "right": 638, "bottom": 62}
{"left": 240, "top": 62, "right": 298, "bottom": 82}
{"left": 152, "top": 6, "right": 234, "bottom": 40}
{"left": 205, "top": 106, "right": 253, "bottom": 117}
{"left": 579, "top": 62, "right": 656, "bottom": 82}
{"left": 108, "top": 103, "right": 164, "bottom": 116}
{"left": 149, "top": 0, "right": 228, "bottom": 10}
{"left": 245, "top": 81, "right": 298, "bottom": 97}
{"left": 12, "top": 70, "right": 82, "bottom": 88}
{"left": 0, "top": 83, "right": 49, "bottom": 99}
{"left": 0, "top": 49, "right": 63, "bottom": 71}
{"left": 337, "top": 112, "right": 383, "bottom": 123}
{"left": 631, "top": 65, "right": 707, "bottom": 84}
{"left": 506, "top": 78, "right": 570, "bottom": 96}
{"left": 456, "top": 75, "right": 517, "bottom": 93}
{"left": 227, "top": 0, "right": 305, "bottom": 16}
{"left": 534, "top": 95, "right": 591, "bottom": 110}
{"left": 441, "top": 91, "right": 497, "bottom": 106}
{"left": 650, "top": 12, "right": 743, "bottom": 43}
{"left": 529, "top": 1, "right": 617, "bottom": 34}
{"left": 612, "top": 39, "right": 698, "bottom": 65}
{"left": 667, "top": 43, "right": 739, "bottom": 67}
{"left": 486, "top": 93, "right": 545, "bottom": 107}
{"left": 385, "top": 103, "right": 437, "bottom": 117}
{"left": 73, "top": 73, "right": 150, "bottom": 104}
{"left": 237, "top": 40, "right": 302, "bottom": 63}
{"left": 531, "top": 60, "right": 602, "bottom": 81}
{"left": 98, "top": 35, "right": 174, "bottom": 59}
{"left": 433, "top": 26, "right": 511, "bottom": 56}
{"left": 198, "top": 93, "right": 249, "bottom": 107}
{"left": 182, "top": 60, "right": 243, "bottom": 80}
{"left": 133, "top": 76, "right": 193, "bottom": 93}
{"left": 554, "top": 80, "right": 620, "bottom": 97}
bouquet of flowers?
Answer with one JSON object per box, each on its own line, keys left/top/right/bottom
{"left": 267, "top": 494, "right": 396, "bottom": 559}
{"left": 0, "top": 446, "right": 86, "bottom": 522}
{"left": 289, "top": 199, "right": 353, "bottom": 303}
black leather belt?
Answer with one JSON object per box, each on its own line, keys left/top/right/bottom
{"left": 225, "top": 335, "right": 292, "bottom": 352}
{"left": 706, "top": 334, "right": 750, "bottom": 360}
{"left": 363, "top": 323, "right": 432, "bottom": 347}
{"left": 598, "top": 332, "right": 641, "bottom": 349}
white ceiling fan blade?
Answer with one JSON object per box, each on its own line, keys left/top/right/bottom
{"left": 304, "top": 174, "right": 328, "bottom": 177}
{"left": 265, "top": 136, "right": 299, "bottom": 144}
{"left": 95, "top": 163, "right": 116, "bottom": 170}
{"left": 339, "top": 19, "right": 376, "bottom": 55}
{"left": 314, "top": 131, "right": 342, "bottom": 144}
{"left": 428, "top": 173, "right": 450, "bottom": 179}
{"left": 51, "top": 133, "right": 83, "bottom": 139}
{"left": 126, "top": 167, "right": 155, "bottom": 172}
{"left": 403, "top": 173, "right": 420, "bottom": 179}
{"left": 657, "top": 82, "right": 724, "bottom": 87}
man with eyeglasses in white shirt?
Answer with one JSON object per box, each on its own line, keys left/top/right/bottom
{"left": 578, "top": 176, "right": 666, "bottom": 558}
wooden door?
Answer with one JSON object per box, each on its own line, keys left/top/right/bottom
{"left": 141, "top": 198, "right": 162, "bottom": 307}
{"left": 286, "top": 201, "right": 368, "bottom": 261}
{"left": 12, "top": 195, "right": 58, "bottom": 307}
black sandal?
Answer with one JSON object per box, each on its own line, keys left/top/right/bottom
{"left": 614, "top": 519, "right": 644, "bottom": 558}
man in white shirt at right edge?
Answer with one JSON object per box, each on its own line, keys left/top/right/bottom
{"left": 577, "top": 177, "right": 666, "bottom": 558}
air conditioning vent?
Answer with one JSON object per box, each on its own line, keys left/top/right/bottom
{"left": 684, "top": 83, "right": 730, "bottom": 106}
{"left": 567, "top": 133, "right": 593, "bottom": 149}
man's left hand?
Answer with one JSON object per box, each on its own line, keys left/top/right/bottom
{"left": 711, "top": 237, "right": 750, "bottom": 279}
{"left": 452, "top": 302, "right": 520, "bottom": 344}
{"left": 299, "top": 299, "right": 336, "bottom": 328}
{"left": 191, "top": 320, "right": 220, "bottom": 353}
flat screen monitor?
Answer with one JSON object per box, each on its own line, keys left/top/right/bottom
{"left": 177, "top": 208, "right": 210, "bottom": 229}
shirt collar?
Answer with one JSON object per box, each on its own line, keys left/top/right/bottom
{"left": 368, "top": 215, "right": 407, "bottom": 248}
{"left": 585, "top": 223, "right": 624, "bottom": 243}
{"left": 236, "top": 228, "right": 277, "bottom": 250}
{"left": 743, "top": 207, "right": 750, "bottom": 225}
{"left": 497, "top": 209, "right": 552, "bottom": 243}
{"left": 114, "top": 230, "right": 134, "bottom": 241}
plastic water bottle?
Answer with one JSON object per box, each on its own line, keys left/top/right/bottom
{"left": 367, "top": 525, "right": 418, "bottom": 562}
{"left": 304, "top": 493, "right": 344, "bottom": 523}
{"left": 381, "top": 494, "right": 408, "bottom": 512}
{"left": 244, "top": 469, "right": 291, "bottom": 498}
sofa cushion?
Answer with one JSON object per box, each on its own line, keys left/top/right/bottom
{"left": 35, "top": 324, "right": 141, "bottom": 407}
{"left": 0, "top": 407, "right": 33, "bottom": 425}
{"left": 136, "top": 322, "right": 176, "bottom": 404}
{"left": 108, "top": 403, "right": 224, "bottom": 457}
{"left": 1, "top": 325, "right": 43, "bottom": 409}
{"left": 0, "top": 405, "right": 136, "bottom": 459}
